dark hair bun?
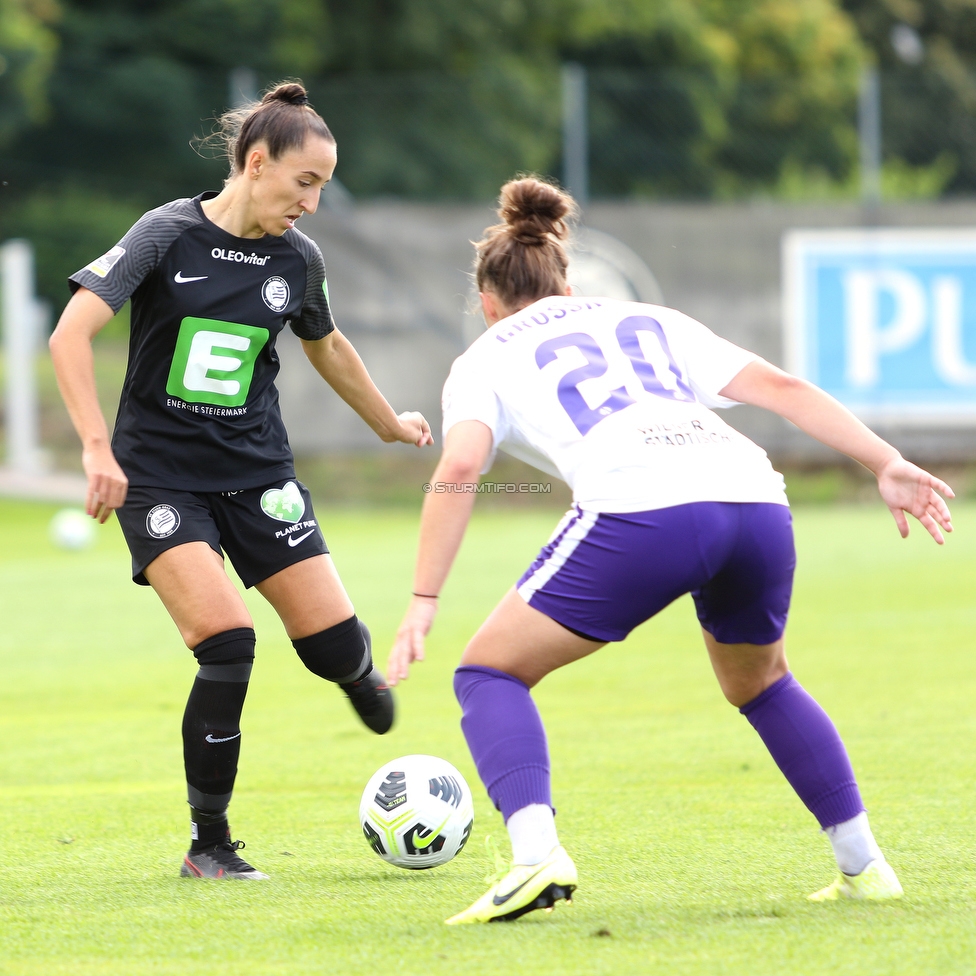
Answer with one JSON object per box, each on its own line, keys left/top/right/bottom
{"left": 265, "top": 82, "right": 309, "bottom": 107}
{"left": 498, "top": 177, "right": 574, "bottom": 246}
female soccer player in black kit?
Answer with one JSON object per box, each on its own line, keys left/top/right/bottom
{"left": 49, "top": 82, "right": 433, "bottom": 880}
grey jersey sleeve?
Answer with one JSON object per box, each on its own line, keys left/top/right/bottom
{"left": 285, "top": 230, "right": 335, "bottom": 341}
{"left": 68, "top": 198, "right": 200, "bottom": 313}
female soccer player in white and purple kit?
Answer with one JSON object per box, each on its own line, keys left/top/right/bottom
{"left": 388, "top": 177, "right": 954, "bottom": 924}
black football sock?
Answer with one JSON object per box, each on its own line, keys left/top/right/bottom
{"left": 184, "top": 629, "right": 255, "bottom": 850}
{"left": 189, "top": 808, "right": 231, "bottom": 851}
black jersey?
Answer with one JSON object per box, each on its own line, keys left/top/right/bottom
{"left": 69, "top": 192, "right": 333, "bottom": 492}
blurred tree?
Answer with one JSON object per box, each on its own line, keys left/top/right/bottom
{"left": 4, "top": 0, "right": 872, "bottom": 205}
{"left": 1, "top": 0, "right": 331, "bottom": 310}
{"left": 308, "top": 0, "right": 867, "bottom": 198}
{"left": 4, "top": 0, "right": 332, "bottom": 202}
{"left": 841, "top": 0, "right": 976, "bottom": 192}
{"left": 562, "top": 0, "right": 865, "bottom": 196}
{"left": 0, "top": 0, "right": 60, "bottom": 147}
{"left": 308, "top": 1, "right": 568, "bottom": 197}
{"left": 0, "top": 0, "right": 891, "bottom": 296}
{"left": 3, "top": 0, "right": 579, "bottom": 204}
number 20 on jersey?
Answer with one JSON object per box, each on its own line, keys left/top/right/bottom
{"left": 536, "top": 315, "right": 693, "bottom": 435}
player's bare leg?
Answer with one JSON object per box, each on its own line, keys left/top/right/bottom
{"left": 145, "top": 543, "right": 266, "bottom": 879}
{"left": 461, "top": 587, "right": 607, "bottom": 687}
{"left": 702, "top": 629, "right": 902, "bottom": 900}
{"left": 702, "top": 633, "right": 788, "bottom": 708}
{"left": 145, "top": 541, "right": 253, "bottom": 646}
{"left": 257, "top": 555, "right": 394, "bottom": 734}
{"left": 255, "top": 553, "right": 353, "bottom": 637}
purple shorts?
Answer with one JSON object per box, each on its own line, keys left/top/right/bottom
{"left": 516, "top": 502, "right": 795, "bottom": 645}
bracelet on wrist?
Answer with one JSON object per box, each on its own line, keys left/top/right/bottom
{"left": 412, "top": 591, "right": 439, "bottom": 599}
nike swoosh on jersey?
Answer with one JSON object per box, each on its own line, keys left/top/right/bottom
{"left": 492, "top": 864, "right": 547, "bottom": 906}
{"left": 287, "top": 529, "right": 315, "bottom": 547}
{"left": 205, "top": 732, "right": 241, "bottom": 744}
{"left": 174, "top": 272, "right": 208, "bottom": 283}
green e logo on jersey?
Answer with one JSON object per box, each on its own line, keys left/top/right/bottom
{"left": 166, "top": 317, "right": 270, "bottom": 407}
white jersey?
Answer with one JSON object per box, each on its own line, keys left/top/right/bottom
{"left": 441, "top": 296, "right": 787, "bottom": 513}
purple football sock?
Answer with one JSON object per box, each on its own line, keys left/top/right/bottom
{"left": 740, "top": 672, "right": 864, "bottom": 828}
{"left": 454, "top": 665, "right": 551, "bottom": 820}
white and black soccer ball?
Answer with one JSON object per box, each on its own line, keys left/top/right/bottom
{"left": 359, "top": 755, "right": 474, "bottom": 870}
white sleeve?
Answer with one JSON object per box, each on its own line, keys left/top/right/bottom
{"left": 441, "top": 355, "right": 507, "bottom": 472}
{"left": 666, "top": 311, "right": 759, "bottom": 409}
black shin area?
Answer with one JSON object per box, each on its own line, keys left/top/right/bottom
{"left": 184, "top": 628, "right": 255, "bottom": 849}
{"left": 292, "top": 615, "right": 372, "bottom": 684}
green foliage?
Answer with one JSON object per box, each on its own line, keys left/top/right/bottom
{"left": 311, "top": 67, "right": 562, "bottom": 198}
{"left": 3, "top": 0, "right": 974, "bottom": 205}
{"left": 0, "top": 0, "right": 60, "bottom": 146}
{"left": 1, "top": 501, "right": 976, "bottom": 973}
{"left": 0, "top": 184, "right": 141, "bottom": 314}
{"left": 316, "top": 0, "right": 565, "bottom": 71}
{"left": 1, "top": 0, "right": 873, "bottom": 206}
{"left": 842, "top": 0, "right": 976, "bottom": 193}
{"left": 306, "top": 0, "right": 869, "bottom": 198}
{"left": 7, "top": 1, "right": 271, "bottom": 201}
{"left": 881, "top": 150, "right": 958, "bottom": 198}
{"left": 771, "top": 151, "right": 956, "bottom": 200}
{"left": 569, "top": 0, "right": 866, "bottom": 196}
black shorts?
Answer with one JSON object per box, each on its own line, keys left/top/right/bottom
{"left": 116, "top": 479, "right": 329, "bottom": 588}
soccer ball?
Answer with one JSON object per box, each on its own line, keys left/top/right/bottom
{"left": 359, "top": 755, "right": 474, "bottom": 870}
{"left": 49, "top": 508, "right": 95, "bottom": 551}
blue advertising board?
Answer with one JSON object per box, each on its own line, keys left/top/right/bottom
{"left": 783, "top": 229, "right": 976, "bottom": 423}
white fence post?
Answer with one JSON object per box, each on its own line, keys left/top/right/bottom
{"left": 859, "top": 66, "right": 882, "bottom": 205}
{"left": 562, "top": 62, "right": 589, "bottom": 208}
{"left": 1, "top": 239, "right": 43, "bottom": 475}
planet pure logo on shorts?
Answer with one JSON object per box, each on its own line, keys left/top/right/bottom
{"left": 262, "top": 276, "right": 290, "bottom": 312}
{"left": 260, "top": 481, "right": 305, "bottom": 523}
{"left": 146, "top": 504, "right": 180, "bottom": 539}
{"left": 166, "top": 317, "right": 269, "bottom": 408}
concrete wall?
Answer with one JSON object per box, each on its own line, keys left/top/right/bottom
{"left": 280, "top": 199, "right": 976, "bottom": 463}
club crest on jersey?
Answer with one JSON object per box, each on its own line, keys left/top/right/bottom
{"left": 262, "top": 276, "right": 290, "bottom": 312}
{"left": 260, "top": 481, "right": 305, "bottom": 523}
{"left": 146, "top": 504, "right": 180, "bottom": 539}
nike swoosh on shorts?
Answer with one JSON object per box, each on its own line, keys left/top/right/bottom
{"left": 287, "top": 530, "right": 315, "bottom": 547}
{"left": 174, "top": 272, "right": 208, "bottom": 283}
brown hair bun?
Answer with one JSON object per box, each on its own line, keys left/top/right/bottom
{"left": 498, "top": 178, "right": 572, "bottom": 246}
{"left": 265, "top": 82, "right": 310, "bottom": 107}
{"left": 474, "top": 176, "right": 577, "bottom": 312}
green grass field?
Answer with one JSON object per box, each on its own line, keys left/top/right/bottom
{"left": 1, "top": 498, "right": 975, "bottom": 975}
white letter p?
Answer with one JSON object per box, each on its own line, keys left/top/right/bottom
{"left": 844, "top": 269, "right": 926, "bottom": 387}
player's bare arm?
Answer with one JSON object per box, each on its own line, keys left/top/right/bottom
{"left": 300, "top": 330, "right": 433, "bottom": 447}
{"left": 49, "top": 286, "right": 129, "bottom": 522}
{"left": 721, "top": 358, "right": 954, "bottom": 543}
{"left": 387, "top": 420, "right": 492, "bottom": 685}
